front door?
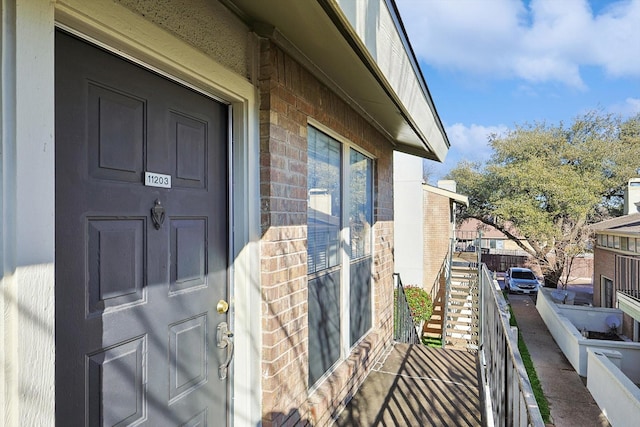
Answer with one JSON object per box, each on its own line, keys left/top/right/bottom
{"left": 55, "top": 30, "right": 231, "bottom": 426}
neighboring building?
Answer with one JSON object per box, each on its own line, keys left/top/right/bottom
{"left": 591, "top": 213, "right": 640, "bottom": 340}
{"left": 457, "top": 218, "right": 531, "bottom": 256}
{"left": 0, "top": 1, "right": 449, "bottom": 426}
{"left": 393, "top": 151, "right": 467, "bottom": 293}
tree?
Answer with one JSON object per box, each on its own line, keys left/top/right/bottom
{"left": 447, "top": 111, "right": 640, "bottom": 287}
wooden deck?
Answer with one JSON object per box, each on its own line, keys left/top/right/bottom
{"left": 335, "top": 343, "right": 483, "bottom": 426}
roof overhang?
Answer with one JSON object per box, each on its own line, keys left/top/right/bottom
{"left": 222, "top": 0, "right": 449, "bottom": 161}
{"left": 423, "top": 184, "right": 469, "bottom": 206}
{"left": 590, "top": 212, "right": 640, "bottom": 235}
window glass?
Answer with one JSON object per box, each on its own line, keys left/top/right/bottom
{"left": 614, "top": 235, "right": 620, "bottom": 249}
{"left": 629, "top": 237, "right": 636, "bottom": 253}
{"left": 349, "top": 149, "right": 372, "bottom": 260}
{"left": 307, "top": 127, "right": 341, "bottom": 274}
{"left": 349, "top": 148, "right": 373, "bottom": 346}
{"left": 622, "top": 237, "right": 628, "bottom": 251}
{"left": 307, "top": 127, "right": 342, "bottom": 387}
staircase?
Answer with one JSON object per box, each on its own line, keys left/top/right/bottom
{"left": 443, "top": 262, "right": 479, "bottom": 351}
{"left": 423, "top": 283, "right": 445, "bottom": 343}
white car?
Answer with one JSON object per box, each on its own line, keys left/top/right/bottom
{"left": 505, "top": 267, "right": 539, "bottom": 294}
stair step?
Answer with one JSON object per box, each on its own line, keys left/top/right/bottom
{"left": 447, "top": 322, "right": 478, "bottom": 333}
{"left": 446, "top": 320, "right": 476, "bottom": 326}
{"left": 423, "top": 331, "right": 442, "bottom": 339}
{"left": 449, "top": 292, "right": 478, "bottom": 299}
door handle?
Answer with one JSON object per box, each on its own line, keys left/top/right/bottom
{"left": 217, "top": 322, "right": 234, "bottom": 380}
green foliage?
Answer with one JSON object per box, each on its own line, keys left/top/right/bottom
{"left": 421, "top": 336, "right": 442, "bottom": 348}
{"left": 448, "top": 111, "right": 640, "bottom": 286}
{"left": 403, "top": 286, "right": 433, "bottom": 322}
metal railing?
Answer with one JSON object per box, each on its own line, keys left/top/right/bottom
{"left": 441, "top": 238, "right": 456, "bottom": 342}
{"left": 393, "top": 273, "right": 420, "bottom": 344}
{"left": 619, "top": 288, "right": 640, "bottom": 302}
{"left": 478, "top": 263, "right": 545, "bottom": 427}
{"left": 431, "top": 244, "right": 451, "bottom": 304}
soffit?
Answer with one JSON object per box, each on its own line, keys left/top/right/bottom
{"left": 223, "top": 0, "right": 449, "bottom": 162}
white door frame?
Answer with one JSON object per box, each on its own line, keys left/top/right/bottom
{"left": 1, "top": 0, "right": 261, "bottom": 425}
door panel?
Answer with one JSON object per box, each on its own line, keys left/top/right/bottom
{"left": 56, "top": 30, "right": 230, "bottom": 426}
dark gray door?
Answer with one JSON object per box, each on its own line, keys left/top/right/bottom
{"left": 55, "top": 30, "right": 230, "bottom": 426}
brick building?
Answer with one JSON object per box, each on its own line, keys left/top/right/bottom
{"left": 0, "top": 1, "right": 450, "bottom": 426}
{"left": 591, "top": 213, "right": 640, "bottom": 340}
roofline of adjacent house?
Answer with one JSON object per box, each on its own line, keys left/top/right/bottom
{"left": 590, "top": 212, "right": 640, "bottom": 232}
{"left": 423, "top": 183, "right": 469, "bottom": 206}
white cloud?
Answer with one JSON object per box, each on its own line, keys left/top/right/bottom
{"left": 396, "top": 0, "right": 640, "bottom": 88}
{"left": 427, "top": 123, "right": 508, "bottom": 182}
{"left": 608, "top": 97, "right": 640, "bottom": 116}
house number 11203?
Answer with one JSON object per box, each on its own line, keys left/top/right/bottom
{"left": 144, "top": 171, "right": 172, "bottom": 189}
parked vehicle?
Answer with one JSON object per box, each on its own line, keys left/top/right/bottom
{"left": 505, "top": 267, "right": 539, "bottom": 294}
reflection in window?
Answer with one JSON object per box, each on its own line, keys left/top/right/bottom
{"left": 307, "top": 128, "right": 341, "bottom": 274}
{"left": 349, "top": 149, "right": 372, "bottom": 260}
{"left": 349, "top": 148, "right": 373, "bottom": 346}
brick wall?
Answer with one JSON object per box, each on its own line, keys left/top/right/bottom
{"left": 259, "top": 39, "right": 395, "bottom": 426}
{"left": 422, "top": 190, "right": 452, "bottom": 294}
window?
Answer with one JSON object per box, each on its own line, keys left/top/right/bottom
{"left": 307, "top": 126, "right": 373, "bottom": 387}
{"left": 602, "top": 276, "right": 613, "bottom": 308}
{"left": 629, "top": 237, "right": 636, "bottom": 253}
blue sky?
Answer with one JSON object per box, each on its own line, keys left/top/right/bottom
{"left": 395, "top": 0, "right": 640, "bottom": 182}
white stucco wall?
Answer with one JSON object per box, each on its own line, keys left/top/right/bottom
{"left": 538, "top": 289, "right": 640, "bottom": 382}
{"left": 2, "top": 0, "right": 56, "bottom": 424}
{"left": 117, "top": 0, "right": 250, "bottom": 78}
{"left": 393, "top": 152, "right": 424, "bottom": 286}
{"left": 587, "top": 348, "right": 640, "bottom": 427}
{"left": 2, "top": 1, "right": 261, "bottom": 425}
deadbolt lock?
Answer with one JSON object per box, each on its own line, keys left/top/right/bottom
{"left": 217, "top": 299, "right": 229, "bottom": 314}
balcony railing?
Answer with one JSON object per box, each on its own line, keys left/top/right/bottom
{"left": 393, "top": 273, "right": 420, "bottom": 344}
{"left": 478, "top": 263, "right": 545, "bottom": 427}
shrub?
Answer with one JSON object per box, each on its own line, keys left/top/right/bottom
{"left": 403, "top": 285, "right": 433, "bottom": 323}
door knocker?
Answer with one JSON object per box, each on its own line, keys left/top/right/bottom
{"left": 151, "top": 199, "right": 165, "bottom": 230}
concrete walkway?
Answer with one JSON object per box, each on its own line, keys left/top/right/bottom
{"left": 336, "top": 344, "right": 482, "bottom": 426}
{"left": 508, "top": 292, "right": 611, "bottom": 426}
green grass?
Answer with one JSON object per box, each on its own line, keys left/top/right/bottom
{"left": 506, "top": 298, "right": 552, "bottom": 423}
